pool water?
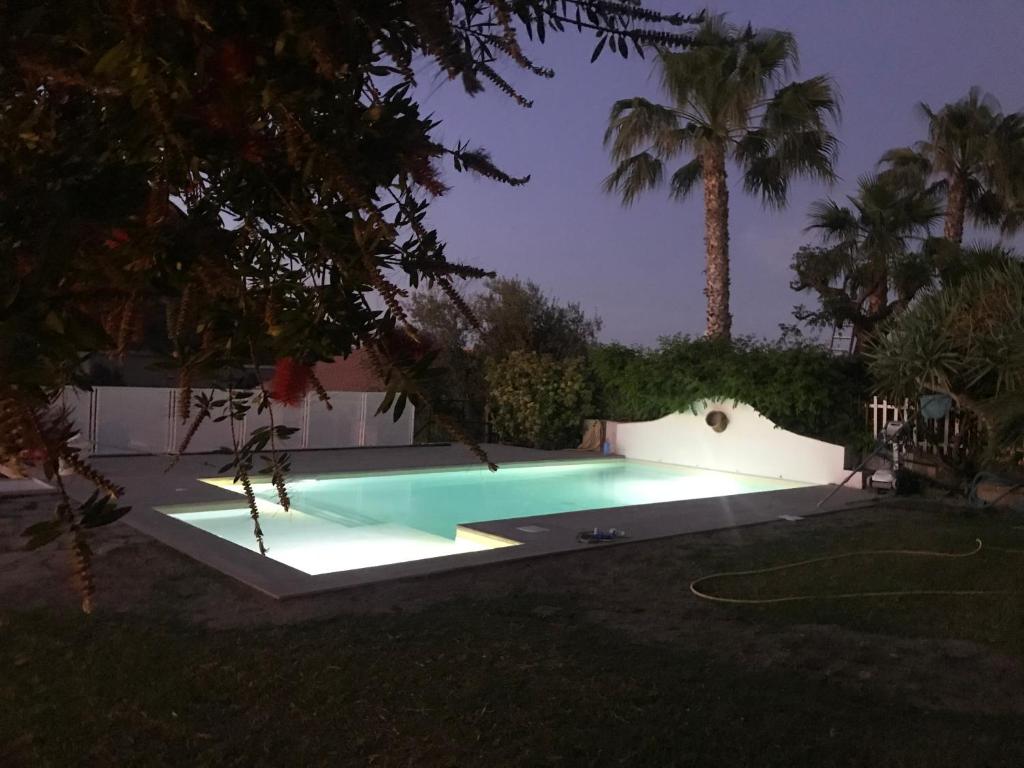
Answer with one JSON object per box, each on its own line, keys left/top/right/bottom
{"left": 167, "top": 460, "right": 805, "bottom": 575}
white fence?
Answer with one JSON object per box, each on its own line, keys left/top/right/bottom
{"left": 867, "top": 396, "right": 970, "bottom": 457}
{"left": 60, "top": 387, "right": 414, "bottom": 456}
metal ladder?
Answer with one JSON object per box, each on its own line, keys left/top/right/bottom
{"left": 829, "top": 324, "right": 856, "bottom": 355}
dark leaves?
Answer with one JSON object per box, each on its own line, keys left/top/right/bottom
{"left": 77, "top": 492, "right": 130, "bottom": 529}
{"left": 22, "top": 492, "right": 128, "bottom": 551}
{"left": 449, "top": 143, "right": 530, "bottom": 186}
{"left": 22, "top": 519, "right": 64, "bottom": 550}
{"left": 2, "top": 1, "right": 707, "bottom": 607}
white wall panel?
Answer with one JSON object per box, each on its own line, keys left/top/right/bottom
{"left": 606, "top": 401, "right": 846, "bottom": 486}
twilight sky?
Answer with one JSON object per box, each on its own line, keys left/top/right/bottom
{"left": 420, "top": 0, "right": 1024, "bottom": 346}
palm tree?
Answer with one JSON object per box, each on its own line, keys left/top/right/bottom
{"left": 603, "top": 15, "right": 840, "bottom": 340}
{"left": 880, "top": 87, "right": 1024, "bottom": 245}
{"left": 795, "top": 173, "right": 942, "bottom": 350}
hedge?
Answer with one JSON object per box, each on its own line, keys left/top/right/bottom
{"left": 589, "top": 336, "right": 869, "bottom": 447}
{"left": 486, "top": 351, "right": 594, "bottom": 449}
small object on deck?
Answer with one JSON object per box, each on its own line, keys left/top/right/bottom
{"left": 778, "top": 514, "right": 804, "bottom": 522}
{"left": 576, "top": 527, "right": 628, "bottom": 544}
{"left": 516, "top": 525, "right": 549, "bottom": 534}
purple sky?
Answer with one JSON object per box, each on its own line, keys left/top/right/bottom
{"left": 421, "top": 0, "right": 1024, "bottom": 346}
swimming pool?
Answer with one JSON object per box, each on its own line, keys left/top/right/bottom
{"left": 163, "top": 460, "right": 806, "bottom": 575}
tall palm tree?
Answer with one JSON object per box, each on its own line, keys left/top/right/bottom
{"left": 880, "top": 87, "right": 1024, "bottom": 245}
{"left": 796, "top": 173, "right": 942, "bottom": 350}
{"left": 603, "top": 15, "right": 840, "bottom": 340}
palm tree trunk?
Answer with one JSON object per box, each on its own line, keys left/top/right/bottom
{"left": 944, "top": 173, "right": 967, "bottom": 244}
{"left": 860, "top": 257, "right": 889, "bottom": 346}
{"left": 702, "top": 142, "right": 731, "bottom": 340}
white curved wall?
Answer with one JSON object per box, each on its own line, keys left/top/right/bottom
{"left": 606, "top": 401, "right": 846, "bottom": 485}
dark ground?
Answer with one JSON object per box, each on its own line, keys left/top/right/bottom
{"left": 3, "top": 493, "right": 1024, "bottom": 766}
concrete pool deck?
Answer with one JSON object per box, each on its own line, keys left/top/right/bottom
{"left": 87, "top": 444, "right": 872, "bottom": 599}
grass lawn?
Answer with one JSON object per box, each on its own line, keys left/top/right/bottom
{"left": 3, "top": 499, "right": 1024, "bottom": 766}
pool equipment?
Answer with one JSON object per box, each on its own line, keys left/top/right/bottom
{"left": 817, "top": 420, "right": 914, "bottom": 507}
{"left": 867, "top": 420, "right": 914, "bottom": 491}
{"left": 919, "top": 393, "right": 953, "bottom": 420}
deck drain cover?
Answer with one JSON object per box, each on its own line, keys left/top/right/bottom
{"left": 516, "top": 525, "right": 549, "bottom": 534}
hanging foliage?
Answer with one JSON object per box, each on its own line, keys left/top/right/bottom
{"left": 0, "top": 1, "right": 702, "bottom": 610}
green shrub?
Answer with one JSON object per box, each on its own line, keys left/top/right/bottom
{"left": 486, "top": 351, "right": 594, "bottom": 449}
{"left": 869, "top": 262, "right": 1024, "bottom": 462}
{"left": 408, "top": 277, "right": 602, "bottom": 443}
{"left": 589, "top": 336, "right": 869, "bottom": 446}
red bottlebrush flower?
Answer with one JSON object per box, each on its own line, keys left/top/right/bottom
{"left": 381, "top": 327, "right": 432, "bottom": 364}
{"left": 199, "top": 102, "right": 245, "bottom": 138}
{"left": 19, "top": 447, "right": 47, "bottom": 464}
{"left": 214, "top": 39, "right": 254, "bottom": 83}
{"left": 14, "top": 252, "right": 33, "bottom": 277}
{"left": 103, "top": 228, "right": 130, "bottom": 249}
{"left": 269, "top": 357, "right": 312, "bottom": 406}
{"left": 240, "top": 136, "right": 264, "bottom": 164}
{"left": 406, "top": 154, "right": 449, "bottom": 197}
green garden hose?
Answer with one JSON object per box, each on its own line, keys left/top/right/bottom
{"left": 690, "top": 539, "right": 1024, "bottom": 605}
{"left": 968, "top": 472, "right": 1024, "bottom": 512}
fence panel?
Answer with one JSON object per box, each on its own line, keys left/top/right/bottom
{"left": 306, "top": 392, "right": 365, "bottom": 449}
{"left": 243, "top": 397, "right": 307, "bottom": 450}
{"left": 60, "top": 386, "right": 412, "bottom": 456}
{"left": 169, "top": 389, "right": 235, "bottom": 454}
{"left": 363, "top": 392, "right": 416, "bottom": 446}
{"left": 867, "top": 395, "right": 969, "bottom": 457}
{"left": 59, "top": 388, "right": 95, "bottom": 453}
{"left": 92, "top": 387, "right": 175, "bottom": 455}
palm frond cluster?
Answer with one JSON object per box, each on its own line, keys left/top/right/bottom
{"left": 603, "top": 15, "right": 840, "bottom": 339}
{"left": 793, "top": 87, "right": 1024, "bottom": 353}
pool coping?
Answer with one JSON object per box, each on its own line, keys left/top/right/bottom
{"left": 202, "top": 455, "right": 813, "bottom": 488}
{"left": 124, "top": 455, "right": 874, "bottom": 599}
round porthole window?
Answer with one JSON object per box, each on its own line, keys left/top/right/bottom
{"left": 705, "top": 410, "right": 729, "bottom": 433}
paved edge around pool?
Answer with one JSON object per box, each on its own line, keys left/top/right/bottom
{"left": 97, "top": 445, "right": 874, "bottom": 600}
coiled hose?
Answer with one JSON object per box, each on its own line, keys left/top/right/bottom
{"left": 967, "top": 472, "right": 1024, "bottom": 512}
{"left": 690, "top": 539, "right": 1024, "bottom": 605}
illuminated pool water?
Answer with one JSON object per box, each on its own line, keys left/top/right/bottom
{"left": 165, "top": 460, "right": 806, "bottom": 575}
